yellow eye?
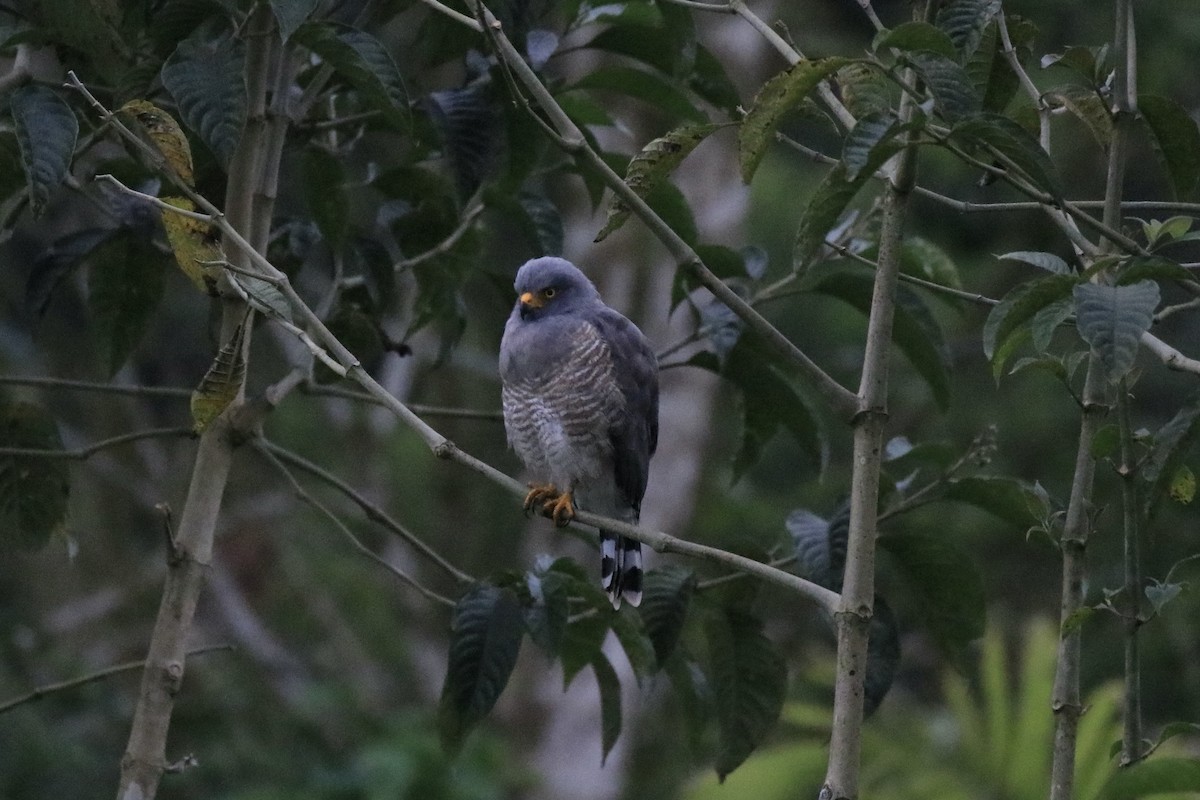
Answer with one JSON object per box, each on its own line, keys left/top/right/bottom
{"left": 543, "top": 287, "right": 556, "bottom": 299}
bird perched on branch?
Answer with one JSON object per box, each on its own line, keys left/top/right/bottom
{"left": 500, "top": 257, "right": 659, "bottom": 608}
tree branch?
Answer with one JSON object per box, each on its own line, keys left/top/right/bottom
{"left": 0, "top": 427, "right": 194, "bottom": 460}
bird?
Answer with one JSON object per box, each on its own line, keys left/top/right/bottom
{"left": 499, "top": 257, "right": 659, "bottom": 608}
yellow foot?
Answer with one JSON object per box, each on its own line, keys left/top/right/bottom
{"left": 523, "top": 483, "right": 559, "bottom": 515}
{"left": 546, "top": 491, "right": 576, "bottom": 527}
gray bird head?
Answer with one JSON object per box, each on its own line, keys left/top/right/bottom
{"left": 511, "top": 257, "right": 602, "bottom": 322}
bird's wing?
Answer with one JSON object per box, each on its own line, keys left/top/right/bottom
{"left": 590, "top": 308, "right": 659, "bottom": 513}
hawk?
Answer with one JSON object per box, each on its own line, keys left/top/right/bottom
{"left": 499, "top": 257, "right": 659, "bottom": 608}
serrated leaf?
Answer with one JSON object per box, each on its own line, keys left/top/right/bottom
{"left": 837, "top": 61, "right": 894, "bottom": 118}
{"left": 118, "top": 100, "right": 195, "bottom": 185}
{"left": 190, "top": 321, "right": 247, "bottom": 432}
{"left": 1094, "top": 757, "right": 1200, "bottom": 800}
{"left": 427, "top": 86, "right": 498, "bottom": 199}
{"left": 982, "top": 274, "right": 1078, "bottom": 370}
{"left": 294, "top": 21, "right": 409, "bottom": 127}
{"left": 944, "top": 475, "right": 1050, "bottom": 527}
{"left": 873, "top": 21, "right": 957, "bottom": 59}
{"left": 438, "top": 584, "right": 525, "bottom": 753}
{"left": 270, "top": 0, "right": 319, "bottom": 41}
{"left": 11, "top": 85, "right": 78, "bottom": 216}
{"left": 706, "top": 610, "right": 787, "bottom": 780}
{"left": 1074, "top": 280, "right": 1159, "bottom": 383}
{"left": 569, "top": 65, "right": 705, "bottom": 123}
{"left": 88, "top": 233, "right": 167, "bottom": 376}
{"left": 998, "top": 250, "right": 1071, "bottom": 274}
{"left": 811, "top": 270, "right": 951, "bottom": 408}
{"left": 160, "top": 33, "right": 246, "bottom": 167}
{"left": 878, "top": 531, "right": 985, "bottom": 657}
{"left": 592, "top": 654, "right": 623, "bottom": 765}
{"left": 951, "top": 113, "right": 1063, "bottom": 198}
{"left": 161, "top": 195, "right": 222, "bottom": 294}
{"left": 301, "top": 147, "right": 349, "bottom": 247}
{"left": 596, "top": 123, "right": 718, "bottom": 241}
{"left": 935, "top": 0, "right": 1001, "bottom": 59}
{"left": 0, "top": 400, "right": 70, "bottom": 552}
{"left": 865, "top": 597, "right": 901, "bottom": 716}
{"left": 1140, "top": 94, "right": 1200, "bottom": 199}
{"left": 1048, "top": 86, "right": 1113, "bottom": 149}
{"left": 738, "top": 57, "right": 851, "bottom": 183}
{"left": 637, "top": 565, "right": 696, "bottom": 668}
{"left": 906, "top": 51, "right": 980, "bottom": 122}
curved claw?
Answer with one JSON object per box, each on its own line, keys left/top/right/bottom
{"left": 523, "top": 483, "right": 559, "bottom": 514}
{"left": 545, "top": 491, "right": 576, "bottom": 527}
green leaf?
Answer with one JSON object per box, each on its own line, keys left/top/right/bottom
{"left": 560, "top": 608, "right": 610, "bottom": 688}
{"left": 160, "top": 32, "right": 246, "bottom": 167}
{"left": 0, "top": 400, "right": 70, "bottom": 552}
{"left": 873, "top": 22, "right": 957, "bottom": 60}
{"left": 595, "top": 123, "right": 719, "bottom": 242}
{"left": 569, "top": 65, "right": 705, "bottom": 123}
{"left": 951, "top": 113, "right": 1063, "bottom": 198}
{"left": 1169, "top": 464, "right": 1196, "bottom": 504}
{"left": 610, "top": 607, "right": 657, "bottom": 683}
{"left": 10, "top": 85, "right": 78, "bottom": 216}
{"left": 294, "top": 21, "right": 409, "bottom": 128}
{"left": 438, "top": 584, "right": 525, "bottom": 753}
{"left": 906, "top": 51, "right": 980, "bottom": 122}
{"left": 706, "top": 610, "right": 787, "bottom": 780}
{"left": 1073, "top": 281, "right": 1160, "bottom": 383}
{"left": 944, "top": 475, "right": 1051, "bottom": 528}
{"left": 843, "top": 111, "right": 908, "bottom": 181}
{"left": 269, "top": 0, "right": 319, "bottom": 41}
{"left": 837, "top": 61, "right": 895, "bottom": 117}
{"left": 637, "top": 565, "right": 697, "bottom": 668}
{"left": 592, "top": 654, "right": 623, "bottom": 765}
{"left": 982, "top": 274, "right": 1078, "bottom": 370}
{"left": 1140, "top": 94, "right": 1200, "bottom": 199}
{"left": 935, "top": 0, "right": 1001, "bottom": 59}
{"left": 190, "top": 321, "right": 247, "bottom": 432}
{"left": 1143, "top": 396, "right": 1200, "bottom": 518}
{"left": 902, "top": 236, "right": 962, "bottom": 289}
{"left": 1030, "top": 297, "right": 1074, "bottom": 352}
{"left": 231, "top": 273, "right": 293, "bottom": 323}
{"left": 738, "top": 57, "right": 851, "bottom": 183}
{"left": 427, "top": 86, "right": 498, "bottom": 199}
{"left": 786, "top": 505, "right": 848, "bottom": 590}
{"left": 645, "top": 180, "right": 698, "bottom": 247}
{"left": 1094, "top": 757, "right": 1200, "bottom": 800}
{"left": 878, "top": 531, "right": 985, "bottom": 657}
{"left": 516, "top": 190, "right": 564, "bottom": 256}
{"left": 1090, "top": 423, "right": 1121, "bottom": 460}
{"left": 87, "top": 233, "right": 167, "bottom": 376}
{"left": 522, "top": 568, "right": 570, "bottom": 654}
{"left": 968, "top": 21, "right": 1025, "bottom": 113}
{"left": 810, "top": 270, "right": 951, "bottom": 408}
{"left": 1048, "top": 86, "right": 1113, "bottom": 149}
{"left": 998, "top": 250, "right": 1072, "bottom": 274}
{"left": 301, "top": 147, "right": 349, "bottom": 247}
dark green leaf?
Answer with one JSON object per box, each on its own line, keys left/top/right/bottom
{"left": 596, "top": 123, "right": 719, "bottom": 242}
{"left": 1090, "top": 423, "right": 1121, "bottom": 460}
{"left": 610, "top": 607, "right": 657, "bottom": 683}
{"left": 522, "top": 568, "right": 570, "bottom": 653}
{"left": 951, "top": 113, "right": 1063, "bottom": 198}
{"left": 294, "top": 21, "right": 409, "bottom": 128}
{"left": 998, "top": 250, "right": 1071, "bottom": 274}
{"left": 865, "top": 597, "right": 901, "bottom": 716}
{"left": 0, "top": 400, "right": 70, "bottom": 552}
{"left": 270, "top": 0, "right": 319, "bottom": 41}
{"left": 1048, "top": 86, "right": 1113, "bottom": 149}
{"left": 438, "top": 584, "right": 525, "bottom": 753}
{"left": 313, "top": 306, "right": 382, "bottom": 384}
{"left": 878, "top": 531, "right": 985, "bottom": 657}
{"left": 87, "top": 233, "right": 167, "bottom": 376}
{"left": 738, "top": 57, "right": 852, "bottom": 182}
{"left": 902, "top": 236, "right": 962, "bottom": 289}
{"left": 843, "top": 111, "right": 906, "bottom": 181}
{"left": 644, "top": 180, "right": 698, "bottom": 247}
{"left": 982, "top": 274, "right": 1078, "bottom": 372}
{"left": 691, "top": 44, "right": 742, "bottom": 116}
{"left": 569, "top": 65, "right": 705, "bottom": 123}
{"left": 1073, "top": 280, "right": 1160, "bottom": 383}
{"left": 592, "top": 654, "right": 623, "bottom": 765}
{"left": 427, "top": 86, "right": 498, "bottom": 199}
{"left": 906, "top": 51, "right": 980, "bottom": 122}
{"left": 1140, "top": 94, "right": 1200, "bottom": 199}
{"left": 935, "top": 0, "right": 1001, "bottom": 59}
{"left": 873, "top": 22, "right": 957, "bottom": 60}
{"left": 837, "top": 62, "right": 894, "bottom": 117}
{"left": 1143, "top": 396, "right": 1200, "bottom": 518}
{"left": 1030, "top": 297, "right": 1074, "bottom": 352}
{"left": 160, "top": 32, "right": 246, "bottom": 167}
{"left": 944, "top": 475, "right": 1051, "bottom": 528}
{"left": 786, "top": 504, "right": 848, "bottom": 590}
{"left": 1117, "top": 256, "right": 1197, "bottom": 286}
{"left": 1094, "top": 757, "right": 1200, "bottom": 800}
{"left": 301, "top": 147, "right": 348, "bottom": 247}
{"left": 793, "top": 152, "right": 898, "bottom": 267}
{"left": 706, "top": 610, "right": 787, "bottom": 780}
{"left": 560, "top": 610, "right": 610, "bottom": 688}
{"left": 810, "top": 270, "right": 951, "bottom": 408}
{"left": 516, "top": 191, "right": 564, "bottom": 256}
{"left": 968, "top": 22, "right": 1023, "bottom": 113}
{"left": 638, "top": 565, "right": 697, "bottom": 668}
{"left": 10, "top": 85, "right": 78, "bottom": 216}
{"left": 28, "top": 1, "right": 128, "bottom": 82}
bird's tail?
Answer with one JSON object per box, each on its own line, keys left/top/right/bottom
{"left": 600, "top": 532, "right": 643, "bottom": 609}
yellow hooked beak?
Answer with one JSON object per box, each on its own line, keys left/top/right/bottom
{"left": 520, "top": 291, "right": 545, "bottom": 309}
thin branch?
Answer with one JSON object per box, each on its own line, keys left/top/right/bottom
{"left": 0, "top": 375, "right": 191, "bottom": 399}
{"left": 1140, "top": 331, "right": 1200, "bottom": 376}
{"left": 0, "top": 645, "right": 233, "bottom": 716}
{"left": 394, "top": 202, "right": 485, "bottom": 272}
{"left": 254, "top": 442, "right": 456, "bottom": 607}
{"left": 0, "top": 427, "right": 194, "bottom": 460}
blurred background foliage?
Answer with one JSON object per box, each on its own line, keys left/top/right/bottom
{"left": 2, "top": 0, "right": 1200, "bottom": 798}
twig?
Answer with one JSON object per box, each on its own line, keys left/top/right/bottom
{"left": 395, "top": 202, "right": 486, "bottom": 272}
{"left": 1140, "top": 331, "right": 1200, "bottom": 375}
{"left": 0, "top": 427, "right": 194, "bottom": 460}
{"left": 0, "top": 645, "right": 233, "bottom": 716}
{"left": 254, "top": 442, "right": 457, "bottom": 607}
{"left": 0, "top": 375, "right": 191, "bottom": 399}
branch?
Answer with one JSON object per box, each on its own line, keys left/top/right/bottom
{"left": 0, "top": 427, "right": 194, "bottom": 460}
{"left": 394, "top": 201, "right": 485, "bottom": 272}
{"left": 0, "top": 645, "right": 233, "bottom": 716}
{"left": 0, "top": 375, "right": 190, "bottom": 399}
{"left": 1140, "top": 331, "right": 1200, "bottom": 375}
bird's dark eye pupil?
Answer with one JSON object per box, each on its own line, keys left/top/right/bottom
{"left": 544, "top": 287, "right": 556, "bottom": 298}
